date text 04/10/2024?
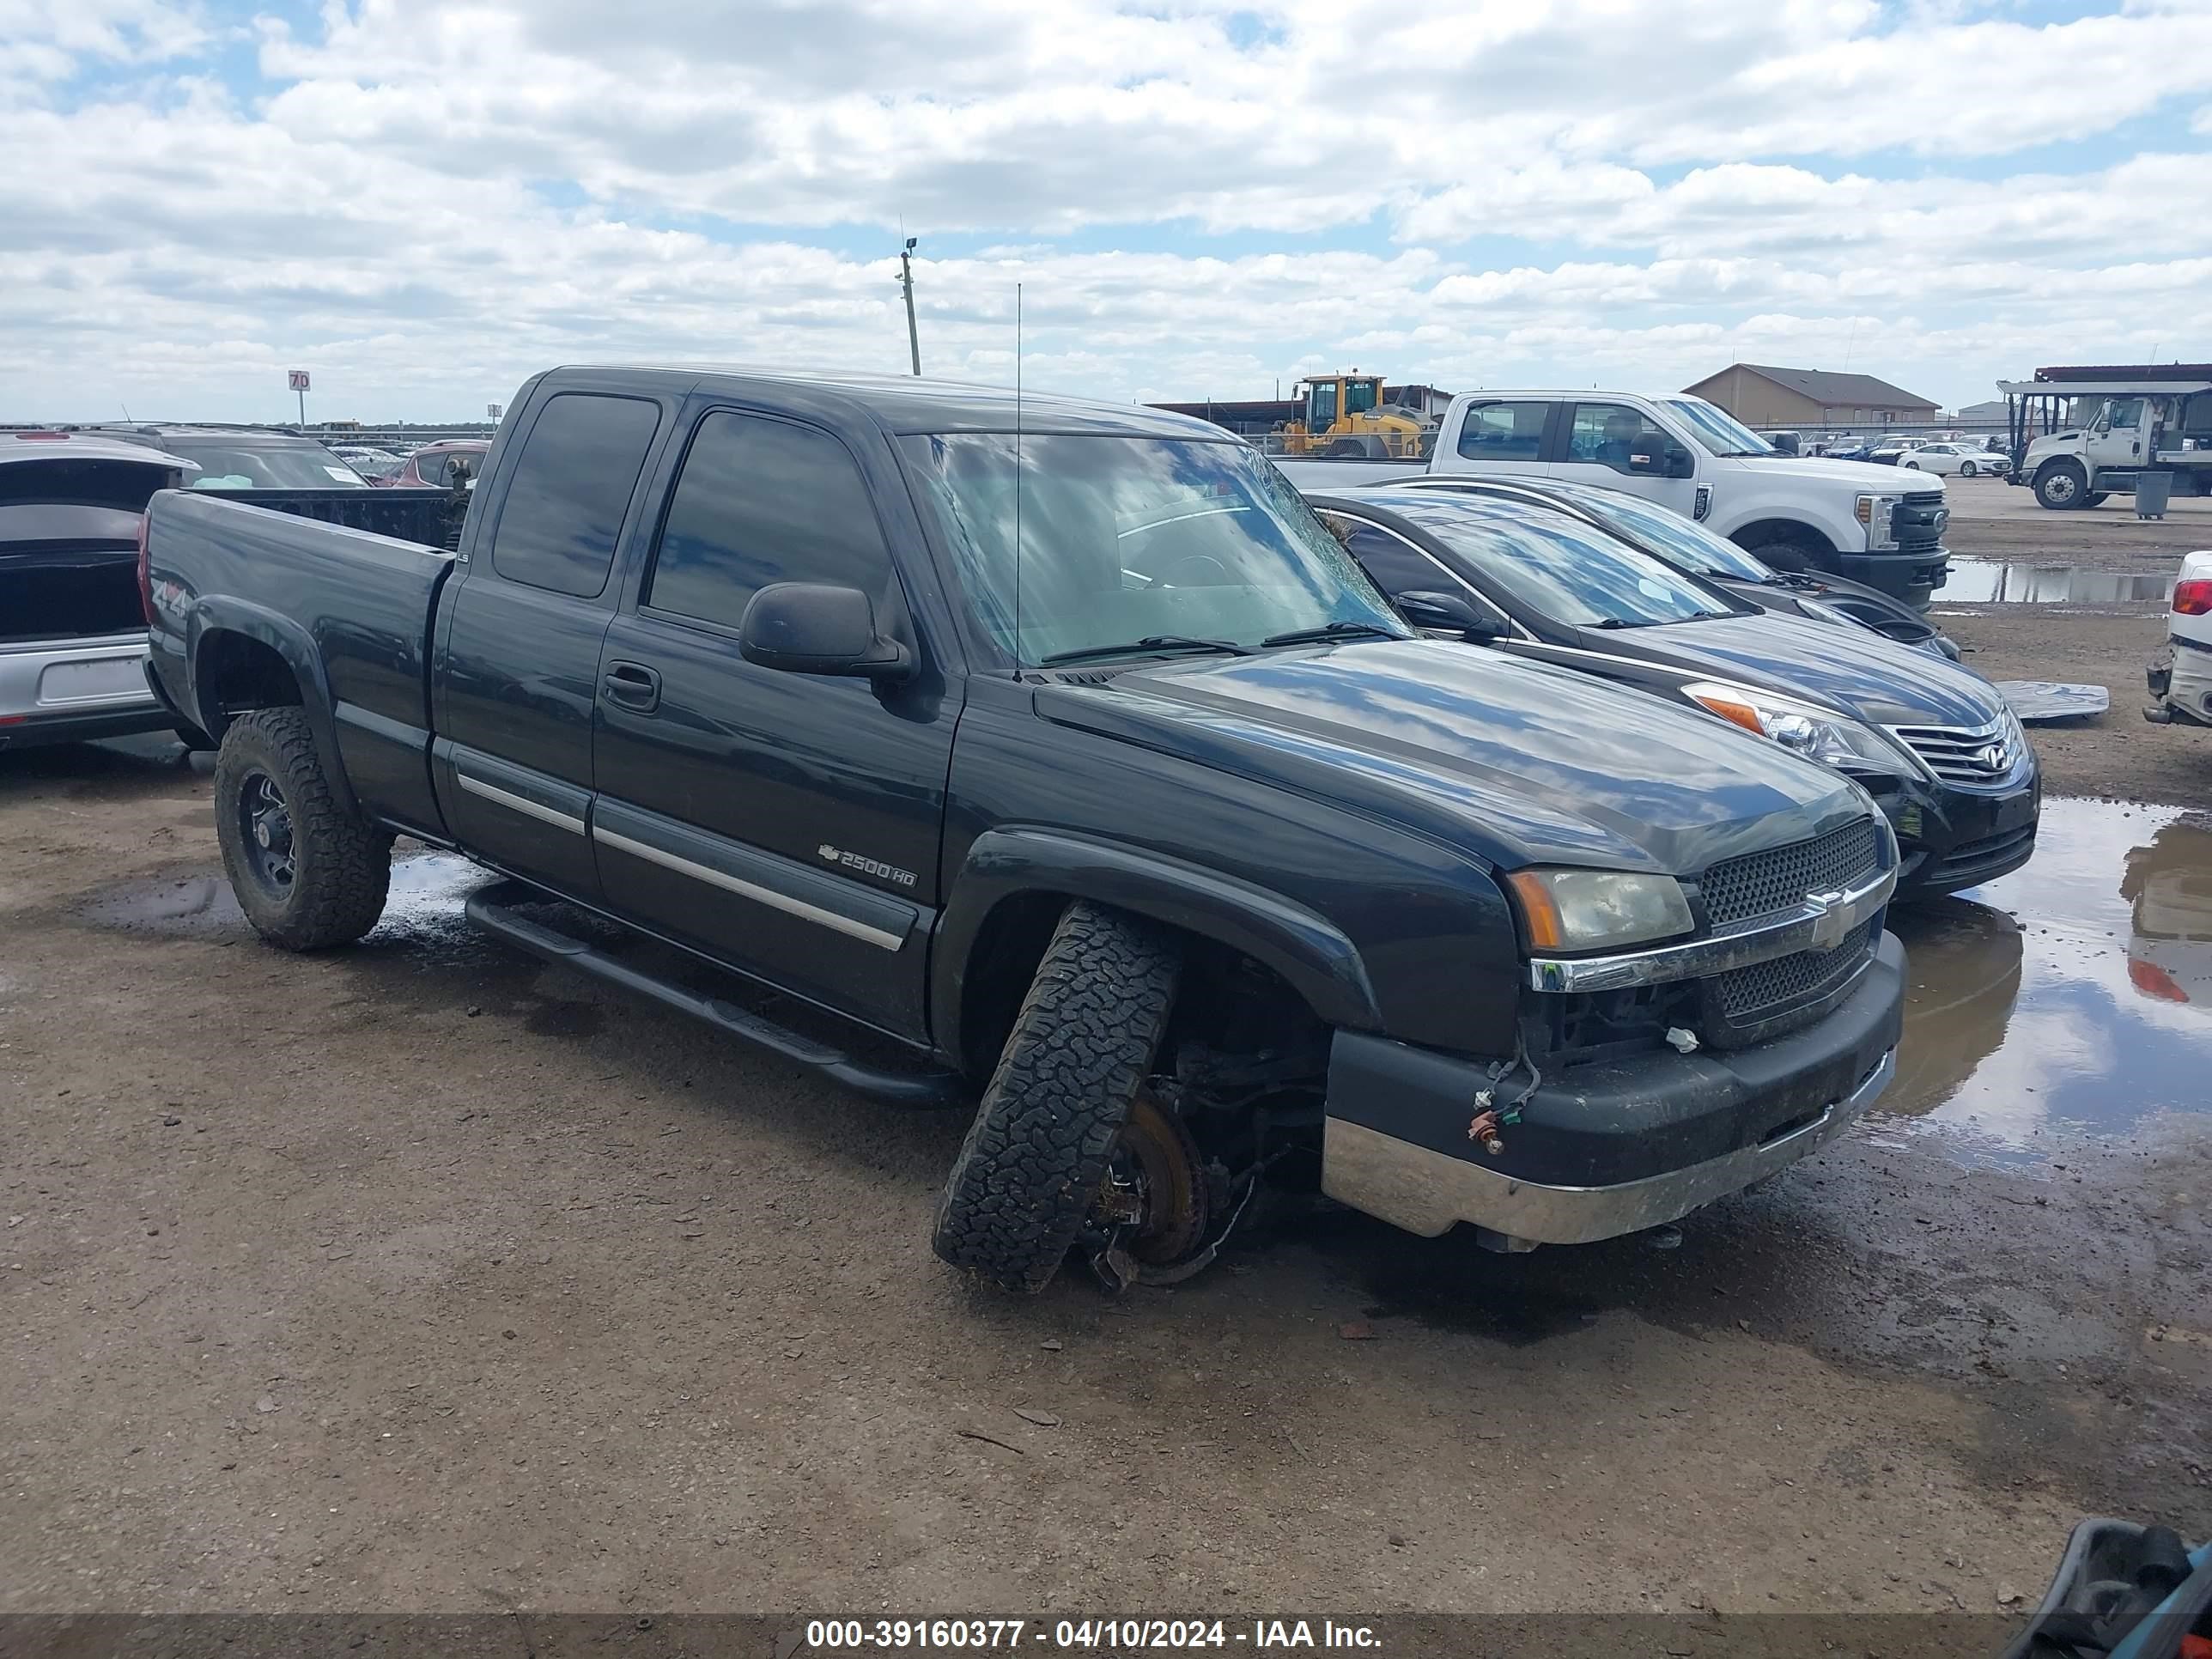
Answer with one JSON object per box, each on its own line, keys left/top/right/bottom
{"left": 803, "top": 1620, "right": 1382, "bottom": 1650}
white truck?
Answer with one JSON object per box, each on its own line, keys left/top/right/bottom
{"left": 1270, "top": 389, "right": 1951, "bottom": 606}
{"left": 2002, "top": 374, "right": 2212, "bottom": 511}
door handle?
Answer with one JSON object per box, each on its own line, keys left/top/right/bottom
{"left": 603, "top": 661, "right": 661, "bottom": 713}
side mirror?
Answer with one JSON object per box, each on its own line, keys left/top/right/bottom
{"left": 1399, "top": 590, "right": 1502, "bottom": 642}
{"left": 1666, "top": 444, "right": 1696, "bottom": 478}
{"left": 739, "top": 582, "right": 912, "bottom": 679}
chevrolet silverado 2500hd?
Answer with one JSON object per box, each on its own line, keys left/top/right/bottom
{"left": 144, "top": 365, "right": 1906, "bottom": 1292}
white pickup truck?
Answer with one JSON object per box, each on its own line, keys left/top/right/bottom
{"left": 1272, "top": 389, "right": 1951, "bottom": 606}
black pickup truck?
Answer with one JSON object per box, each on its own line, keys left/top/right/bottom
{"left": 144, "top": 365, "right": 1906, "bottom": 1293}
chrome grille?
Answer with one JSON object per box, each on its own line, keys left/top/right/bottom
{"left": 1699, "top": 820, "right": 1882, "bottom": 928}
{"left": 1886, "top": 714, "right": 2026, "bottom": 786}
{"left": 1712, "top": 920, "right": 1875, "bottom": 1021}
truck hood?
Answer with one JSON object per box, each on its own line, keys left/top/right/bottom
{"left": 1720, "top": 453, "right": 1948, "bottom": 496}
{"left": 1036, "top": 640, "right": 1867, "bottom": 877}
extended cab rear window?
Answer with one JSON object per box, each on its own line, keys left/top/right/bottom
{"left": 488, "top": 393, "right": 661, "bottom": 597}
{"left": 644, "top": 412, "right": 891, "bottom": 630}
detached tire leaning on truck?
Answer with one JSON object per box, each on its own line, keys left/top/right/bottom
{"left": 213, "top": 708, "right": 393, "bottom": 951}
{"left": 932, "top": 900, "right": 1182, "bottom": 1293}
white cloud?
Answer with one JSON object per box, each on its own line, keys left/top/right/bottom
{"left": 2, "top": 0, "right": 2209, "bottom": 417}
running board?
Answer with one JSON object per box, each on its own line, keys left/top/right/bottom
{"left": 465, "top": 884, "right": 967, "bottom": 1109}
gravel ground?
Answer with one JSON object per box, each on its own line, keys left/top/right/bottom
{"left": 3, "top": 490, "right": 2209, "bottom": 1619}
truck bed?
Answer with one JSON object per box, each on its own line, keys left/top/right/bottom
{"left": 145, "top": 489, "right": 457, "bottom": 829}
{"left": 200, "top": 487, "right": 465, "bottom": 549}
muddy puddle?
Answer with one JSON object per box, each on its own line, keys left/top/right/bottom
{"left": 82, "top": 852, "right": 496, "bottom": 967}
{"left": 1881, "top": 797, "right": 2212, "bottom": 1162}
{"left": 1936, "top": 558, "right": 2174, "bottom": 605}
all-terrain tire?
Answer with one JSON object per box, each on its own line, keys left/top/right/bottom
{"left": 213, "top": 708, "right": 392, "bottom": 951}
{"left": 2084, "top": 491, "right": 2111, "bottom": 507}
{"left": 932, "top": 901, "right": 1182, "bottom": 1293}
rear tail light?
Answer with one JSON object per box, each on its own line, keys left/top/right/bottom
{"left": 137, "top": 510, "right": 155, "bottom": 626}
{"left": 2174, "top": 578, "right": 2212, "bottom": 617}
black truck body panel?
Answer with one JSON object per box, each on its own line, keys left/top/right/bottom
{"left": 146, "top": 489, "right": 454, "bottom": 829}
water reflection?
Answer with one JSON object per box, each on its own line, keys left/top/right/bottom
{"left": 1938, "top": 559, "right": 2172, "bottom": 605}
{"left": 2124, "top": 814, "right": 2212, "bottom": 1006}
{"left": 1881, "top": 798, "right": 2212, "bottom": 1158}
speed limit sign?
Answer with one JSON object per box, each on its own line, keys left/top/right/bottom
{"left": 287, "top": 369, "right": 311, "bottom": 392}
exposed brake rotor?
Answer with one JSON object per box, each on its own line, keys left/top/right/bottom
{"left": 1093, "top": 1089, "right": 1209, "bottom": 1269}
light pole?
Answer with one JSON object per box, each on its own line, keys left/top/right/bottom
{"left": 896, "top": 237, "right": 921, "bottom": 376}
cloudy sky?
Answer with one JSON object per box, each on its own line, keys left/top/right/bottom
{"left": 4, "top": 0, "right": 2209, "bottom": 423}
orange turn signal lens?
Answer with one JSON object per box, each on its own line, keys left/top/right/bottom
{"left": 1504, "top": 870, "right": 1565, "bottom": 951}
{"left": 1688, "top": 691, "right": 1765, "bottom": 734}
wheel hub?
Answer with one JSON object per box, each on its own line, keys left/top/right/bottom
{"left": 1093, "top": 1091, "right": 1209, "bottom": 1268}
{"left": 236, "top": 773, "right": 296, "bottom": 890}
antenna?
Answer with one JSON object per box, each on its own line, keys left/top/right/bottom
{"left": 1013, "top": 281, "right": 1024, "bottom": 675}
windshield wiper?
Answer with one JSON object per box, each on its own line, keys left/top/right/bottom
{"left": 1589, "top": 617, "right": 1662, "bottom": 629}
{"left": 1260, "top": 620, "right": 1406, "bottom": 647}
{"left": 1037, "top": 635, "right": 1256, "bottom": 667}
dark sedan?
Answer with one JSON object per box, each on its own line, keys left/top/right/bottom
{"left": 1383, "top": 474, "right": 1960, "bottom": 658}
{"left": 1306, "top": 486, "right": 2040, "bottom": 898}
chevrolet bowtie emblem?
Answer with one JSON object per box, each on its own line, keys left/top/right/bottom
{"left": 1806, "top": 890, "right": 1852, "bottom": 951}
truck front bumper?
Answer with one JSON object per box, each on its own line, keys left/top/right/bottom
{"left": 1320, "top": 933, "right": 1905, "bottom": 1247}
{"left": 0, "top": 633, "right": 169, "bottom": 750}
{"left": 1831, "top": 545, "right": 1949, "bottom": 611}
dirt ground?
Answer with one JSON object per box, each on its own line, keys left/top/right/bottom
{"left": 5, "top": 497, "right": 2210, "bottom": 1618}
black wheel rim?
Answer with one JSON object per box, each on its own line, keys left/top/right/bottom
{"left": 234, "top": 770, "right": 297, "bottom": 896}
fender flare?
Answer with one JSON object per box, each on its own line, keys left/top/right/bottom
{"left": 186, "top": 598, "right": 359, "bottom": 817}
{"left": 932, "top": 828, "right": 1384, "bottom": 1058}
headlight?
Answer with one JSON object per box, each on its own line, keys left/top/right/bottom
{"left": 1856, "top": 492, "right": 1902, "bottom": 550}
{"left": 1505, "top": 868, "right": 1693, "bottom": 953}
{"left": 1681, "top": 678, "right": 1922, "bottom": 777}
